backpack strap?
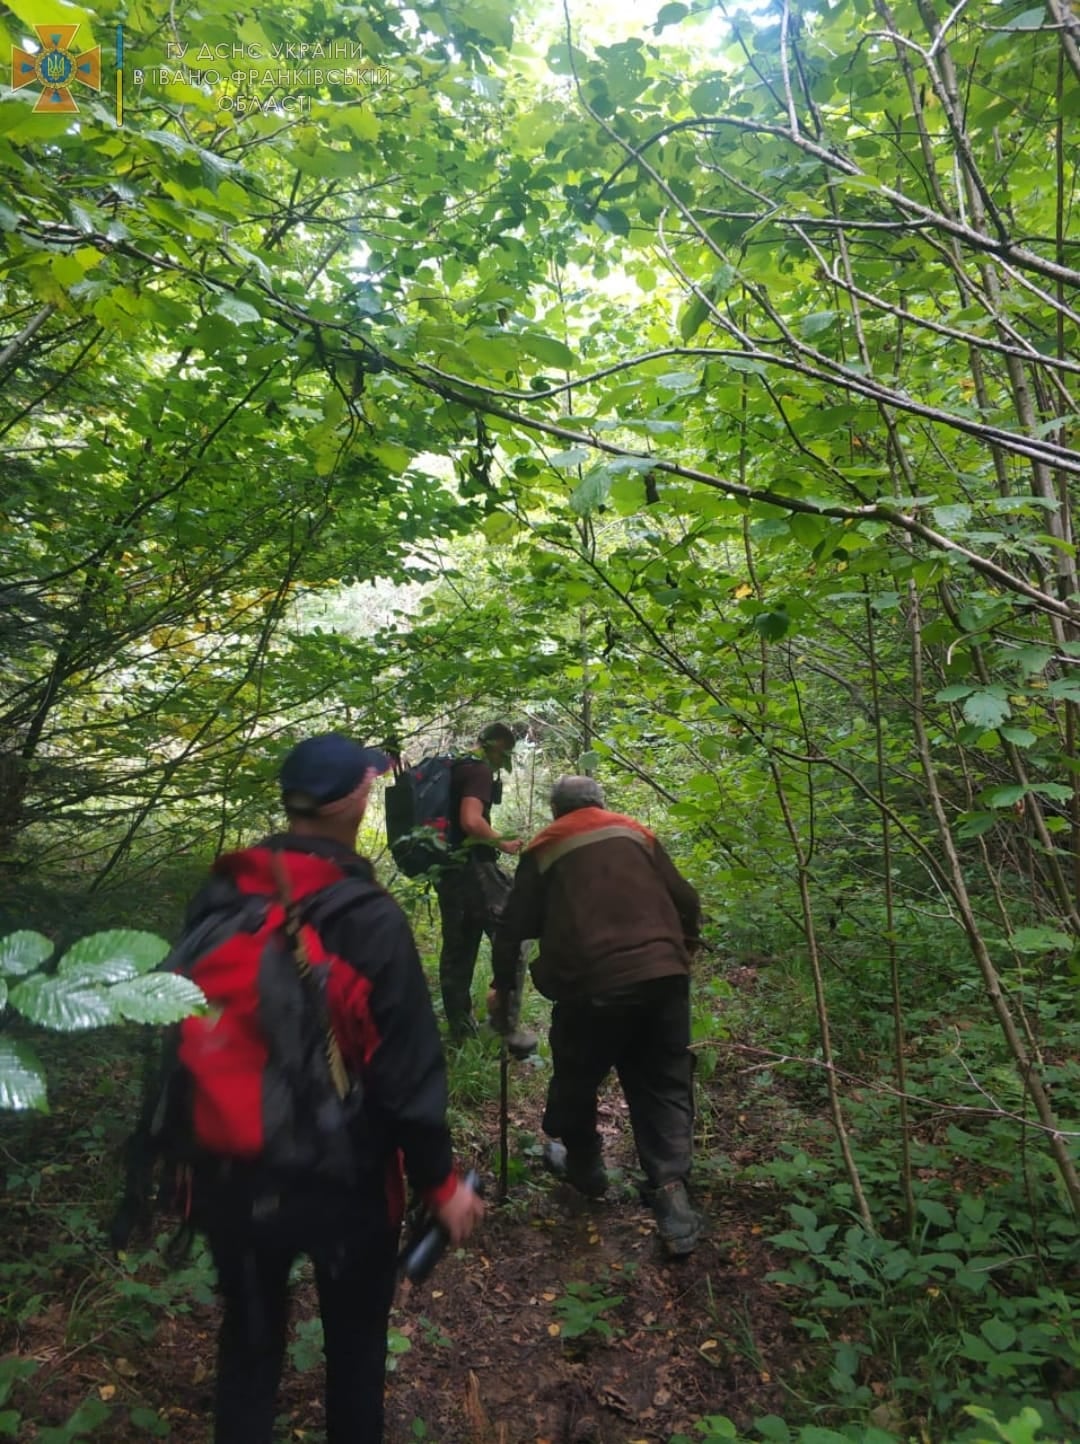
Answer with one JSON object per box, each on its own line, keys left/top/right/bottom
{"left": 270, "top": 851, "right": 351, "bottom": 1100}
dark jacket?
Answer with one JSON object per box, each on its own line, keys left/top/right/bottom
{"left": 491, "top": 807, "right": 701, "bottom": 1002}
{"left": 186, "top": 833, "right": 455, "bottom": 1218}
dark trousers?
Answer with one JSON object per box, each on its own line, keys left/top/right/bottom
{"left": 202, "top": 1186, "right": 398, "bottom": 1444}
{"left": 543, "top": 973, "right": 693, "bottom": 1189}
{"left": 434, "top": 856, "right": 512, "bottom": 1027}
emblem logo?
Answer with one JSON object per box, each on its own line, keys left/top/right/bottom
{"left": 12, "top": 24, "right": 101, "bottom": 113}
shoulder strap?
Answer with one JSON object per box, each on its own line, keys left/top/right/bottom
{"left": 165, "top": 889, "right": 269, "bottom": 978}
{"left": 270, "top": 853, "right": 351, "bottom": 1100}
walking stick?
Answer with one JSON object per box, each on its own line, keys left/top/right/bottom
{"left": 498, "top": 1039, "right": 509, "bottom": 1203}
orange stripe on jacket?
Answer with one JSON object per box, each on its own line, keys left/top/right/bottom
{"left": 526, "top": 806, "right": 655, "bottom": 856}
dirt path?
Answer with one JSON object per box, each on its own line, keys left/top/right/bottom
{"left": 4, "top": 1051, "right": 808, "bottom": 1443}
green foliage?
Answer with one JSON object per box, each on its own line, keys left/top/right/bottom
{"left": 0, "top": 1361, "right": 115, "bottom": 1443}
{"left": 0, "top": 930, "right": 203, "bottom": 1110}
{"left": 669, "top": 1405, "right": 1066, "bottom": 1444}
{"left": 552, "top": 1277, "right": 625, "bottom": 1343}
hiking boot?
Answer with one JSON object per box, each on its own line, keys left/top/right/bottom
{"left": 504, "top": 1025, "right": 539, "bottom": 1059}
{"left": 446, "top": 1013, "right": 479, "bottom": 1044}
{"left": 542, "top": 1140, "right": 608, "bottom": 1199}
{"left": 652, "top": 1180, "right": 703, "bottom": 1257}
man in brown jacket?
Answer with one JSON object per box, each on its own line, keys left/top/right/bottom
{"left": 490, "top": 775, "right": 704, "bottom": 1257}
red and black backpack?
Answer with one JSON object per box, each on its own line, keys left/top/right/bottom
{"left": 148, "top": 857, "right": 380, "bottom": 1187}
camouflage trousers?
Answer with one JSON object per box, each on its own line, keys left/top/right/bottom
{"left": 434, "top": 855, "right": 518, "bottom": 1034}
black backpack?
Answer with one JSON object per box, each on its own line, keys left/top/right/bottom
{"left": 385, "top": 754, "right": 466, "bottom": 876}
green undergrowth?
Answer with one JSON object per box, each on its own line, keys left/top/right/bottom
{"left": 704, "top": 900, "right": 1080, "bottom": 1444}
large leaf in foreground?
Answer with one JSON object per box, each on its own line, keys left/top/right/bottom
{"left": 108, "top": 973, "right": 206, "bottom": 1025}
{"left": 0, "top": 931, "right": 53, "bottom": 978}
{"left": 59, "top": 930, "right": 171, "bottom": 984}
{"left": 0, "top": 1038, "right": 48, "bottom": 1111}
{"left": 9, "top": 974, "right": 117, "bottom": 1031}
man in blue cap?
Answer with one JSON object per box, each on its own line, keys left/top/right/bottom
{"left": 174, "top": 733, "right": 483, "bottom": 1444}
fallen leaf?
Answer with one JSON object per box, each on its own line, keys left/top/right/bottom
{"left": 541, "top": 1291, "right": 556, "bottom": 1301}
{"left": 759, "top": 1371, "right": 771, "bottom": 1383}
{"left": 98, "top": 1385, "right": 116, "bottom": 1401}
{"left": 115, "top": 1358, "right": 138, "bottom": 1377}
{"left": 193, "top": 1361, "right": 209, "bottom": 1385}
{"left": 547, "top": 1323, "right": 561, "bottom": 1337}
{"left": 432, "top": 1290, "right": 444, "bottom": 1299}
{"left": 700, "top": 1339, "right": 718, "bottom": 1351}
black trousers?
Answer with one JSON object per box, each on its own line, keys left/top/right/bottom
{"left": 434, "top": 855, "right": 512, "bottom": 1027}
{"left": 542, "top": 973, "right": 693, "bottom": 1189}
{"left": 201, "top": 1183, "right": 398, "bottom": 1444}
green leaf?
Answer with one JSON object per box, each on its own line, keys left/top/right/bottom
{"left": 109, "top": 973, "right": 206, "bottom": 1025}
{"left": 519, "top": 332, "right": 575, "bottom": 370}
{"left": 1002, "top": 6, "right": 1045, "bottom": 28}
{"left": 128, "top": 1406, "right": 170, "bottom": 1437}
{"left": 213, "top": 295, "right": 262, "bottom": 326}
{"left": 753, "top": 1417, "right": 791, "bottom": 1444}
{"left": 459, "top": 0, "right": 514, "bottom": 49}
{"left": 999, "top": 726, "right": 1036, "bottom": 747}
{"left": 1010, "top": 926, "right": 1073, "bottom": 953}
{"left": 655, "top": 1, "right": 689, "bottom": 30}
{"left": 482, "top": 512, "right": 520, "bottom": 543}
{"left": 984, "top": 784, "right": 1026, "bottom": 808}
{"left": 59, "top": 930, "right": 169, "bottom": 984}
{"left": 935, "top": 684, "right": 975, "bottom": 703}
{"left": 917, "top": 1199, "right": 953, "bottom": 1228}
{"left": 961, "top": 688, "right": 1010, "bottom": 729}
{"left": 548, "top": 447, "right": 590, "bottom": 468}
{"left": 60, "top": 1395, "right": 111, "bottom": 1433}
{"left": 9, "top": 974, "right": 117, "bottom": 1031}
{"left": 595, "top": 207, "right": 630, "bottom": 237}
{"left": 0, "top": 1037, "right": 48, "bottom": 1111}
{"left": 143, "top": 128, "right": 189, "bottom": 155}
{"left": 932, "top": 503, "right": 972, "bottom": 530}
{"left": 801, "top": 310, "right": 837, "bottom": 338}
{"left": 679, "top": 294, "right": 711, "bottom": 342}
{"left": 980, "top": 1317, "right": 1017, "bottom": 1351}
{"left": 956, "top": 811, "right": 996, "bottom": 839}
{"left": 753, "top": 610, "right": 790, "bottom": 642}
{"left": 0, "top": 930, "right": 53, "bottom": 977}
{"left": 570, "top": 465, "right": 612, "bottom": 515}
{"left": 1030, "top": 781, "right": 1073, "bottom": 802}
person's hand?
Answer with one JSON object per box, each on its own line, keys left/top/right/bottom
{"left": 434, "top": 1177, "right": 485, "bottom": 1245}
{"left": 500, "top": 838, "right": 523, "bottom": 855}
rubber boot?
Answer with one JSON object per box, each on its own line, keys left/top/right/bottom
{"left": 652, "top": 1180, "right": 703, "bottom": 1258}
{"left": 542, "top": 1140, "right": 608, "bottom": 1199}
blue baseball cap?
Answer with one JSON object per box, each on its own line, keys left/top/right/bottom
{"left": 279, "top": 733, "right": 392, "bottom": 816}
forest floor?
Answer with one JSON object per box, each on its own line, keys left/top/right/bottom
{"left": 0, "top": 967, "right": 817, "bottom": 1444}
